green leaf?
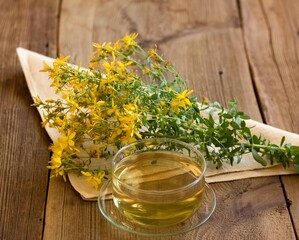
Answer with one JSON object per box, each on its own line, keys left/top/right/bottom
{"left": 240, "top": 120, "right": 246, "bottom": 128}
{"left": 290, "top": 146, "right": 299, "bottom": 156}
{"left": 230, "top": 147, "right": 241, "bottom": 155}
{"left": 223, "top": 113, "right": 233, "bottom": 119}
{"left": 240, "top": 114, "right": 250, "bottom": 120}
{"left": 252, "top": 148, "right": 267, "bottom": 166}
{"left": 222, "top": 121, "right": 229, "bottom": 128}
{"left": 228, "top": 99, "right": 237, "bottom": 108}
{"left": 280, "top": 136, "right": 285, "bottom": 147}
{"left": 208, "top": 114, "right": 214, "bottom": 126}
{"left": 252, "top": 135, "right": 260, "bottom": 144}
{"left": 230, "top": 122, "right": 239, "bottom": 130}
{"left": 216, "top": 161, "right": 222, "bottom": 169}
{"left": 193, "top": 105, "right": 200, "bottom": 113}
{"left": 242, "top": 127, "right": 251, "bottom": 137}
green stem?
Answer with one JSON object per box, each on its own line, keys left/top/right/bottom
{"left": 238, "top": 142, "right": 285, "bottom": 152}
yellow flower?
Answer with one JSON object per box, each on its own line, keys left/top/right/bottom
{"left": 81, "top": 171, "right": 105, "bottom": 189}
{"left": 123, "top": 97, "right": 139, "bottom": 114}
{"left": 55, "top": 55, "right": 70, "bottom": 66}
{"left": 50, "top": 140, "right": 63, "bottom": 153}
{"left": 100, "top": 77, "right": 116, "bottom": 88}
{"left": 92, "top": 42, "right": 102, "bottom": 49}
{"left": 107, "top": 99, "right": 119, "bottom": 116}
{"left": 159, "top": 101, "right": 166, "bottom": 107}
{"left": 119, "top": 115, "right": 134, "bottom": 133}
{"left": 143, "top": 67, "right": 151, "bottom": 74}
{"left": 63, "top": 92, "right": 79, "bottom": 112}
{"left": 117, "top": 60, "right": 133, "bottom": 73}
{"left": 148, "top": 47, "right": 158, "bottom": 58}
{"left": 40, "top": 61, "right": 52, "bottom": 72}
{"left": 32, "top": 96, "right": 43, "bottom": 106}
{"left": 102, "top": 61, "right": 115, "bottom": 72}
{"left": 122, "top": 33, "right": 138, "bottom": 47}
{"left": 58, "top": 130, "right": 76, "bottom": 149}
{"left": 91, "top": 143, "right": 108, "bottom": 158}
{"left": 170, "top": 90, "right": 193, "bottom": 111}
{"left": 49, "top": 141, "right": 64, "bottom": 169}
{"left": 145, "top": 142, "right": 155, "bottom": 149}
{"left": 50, "top": 154, "right": 62, "bottom": 169}
{"left": 134, "top": 129, "right": 142, "bottom": 139}
{"left": 121, "top": 135, "right": 137, "bottom": 146}
{"left": 148, "top": 46, "right": 162, "bottom": 62}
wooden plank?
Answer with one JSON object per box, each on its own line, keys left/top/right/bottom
{"left": 44, "top": 177, "right": 142, "bottom": 240}
{"left": 241, "top": 0, "right": 299, "bottom": 132}
{"left": 282, "top": 175, "right": 299, "bottom": 236}
{"left": 197, "top": 178, "right": 295, "bottom": 239}
{"left": 59, "top": 0, "right": 240, "bottom": 65}
{"left": 0, "top": 0, "right": 59, "bottom": 239}
{"left": 43, "top": 0, "right": 295, "bottom": 239}
{"left": 59, "top": 0, "right": 97, "bottom": 66}
{"left": 240, "top": 0, "right": 299, "bottom": 236}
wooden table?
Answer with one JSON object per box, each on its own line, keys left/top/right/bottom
{"left": 1, "top": 0, "right": 299, "bottom": 239}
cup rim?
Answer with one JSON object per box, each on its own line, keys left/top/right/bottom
{"left": 111, "top": 137, "right": 206, "bottom": 195}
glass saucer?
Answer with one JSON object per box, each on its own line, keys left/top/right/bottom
{"left": 98, "top": 180, "right": 216, "bottom": 237}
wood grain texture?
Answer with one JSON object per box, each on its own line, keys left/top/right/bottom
{"left": 241, "top": 0, "right": 299, "bottom": 133}
{"left": 282, "top": 175, "right": 299, "bottom": 236}
{"left": 59, "top": 0, "right": 97, "bottom": 65}
{"left": 40, "top": 0, "right": 298, "bottom": 239}
{"left": 241, "top": 0, "right": 299, "bottom": 236}
{"left": 59, "top": 0, "right": 240, "bottom": 68}
{"left": 198, "top": 178, "right": 295, "bottom": 240}
{"left": 43, "top": 177, "right": 142, "bottom": 240}
{"left": 91, "top": 0, "right": 240, "bottom": 44}
{"left": 0, "top": 0, "right": 59, "bottom": 239}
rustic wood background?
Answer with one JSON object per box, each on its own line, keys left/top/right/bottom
{"left": 0, "top": 0, "right": 298, "bottom": 239}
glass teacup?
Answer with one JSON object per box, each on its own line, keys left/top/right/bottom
{"left": 111, "top": 138, "right": 206, "bottom": 227}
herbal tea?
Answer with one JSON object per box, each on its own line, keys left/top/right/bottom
{"left": 112, "top": 151, "right": 205, "bottom": 226}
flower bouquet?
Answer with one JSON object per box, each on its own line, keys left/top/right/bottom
{"left": 29, "top": 34, "right": 299, "bottom": 190}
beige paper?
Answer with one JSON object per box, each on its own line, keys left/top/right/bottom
{"left": 17, "top": 47, "right": 299, "bottom": 200}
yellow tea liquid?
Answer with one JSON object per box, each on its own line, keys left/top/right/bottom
{"left": 112, "top": 151, "right": 205, "bottom": 226}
